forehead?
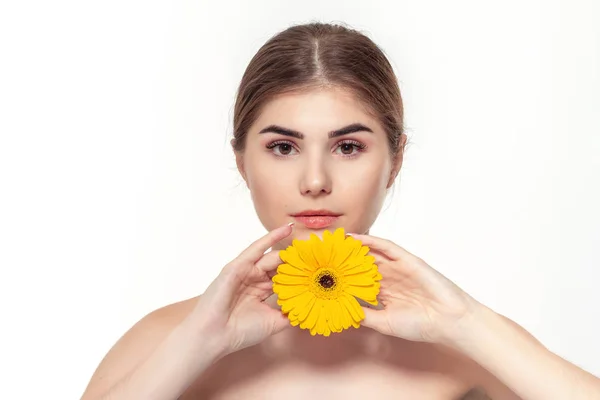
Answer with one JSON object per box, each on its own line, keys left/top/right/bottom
{"left": 252, "top": 87, "right": 380, "bottom": 135}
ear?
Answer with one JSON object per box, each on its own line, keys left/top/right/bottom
{"left": 386, "top": 134, "right": 407, "bottom": 189}
{"left": 232, "top": 140, "right": 248, "bottom": 186}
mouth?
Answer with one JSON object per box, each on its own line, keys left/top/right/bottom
{"left": 291, "top": 210, "right": 341, "bottom": 229}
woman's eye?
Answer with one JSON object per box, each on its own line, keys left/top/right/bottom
{"left": 267, "top": 140, "right": 364, "bottom": 157}
{"left": 267, "top": 141, "right": 298, "bottom": 156}
{"left": 339, "top": 143, "right": 355, "bottom": 155}
{"left": 277, "top": 143, "right": 294, "bottom": 155}
{"left": 335, "top": 141, "right": 365, "bottom": 156}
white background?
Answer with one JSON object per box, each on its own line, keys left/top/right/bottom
{"left": 1, "top": 0, "right": 599, "bottom": 398}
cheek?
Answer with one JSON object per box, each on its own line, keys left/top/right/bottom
{"left": 337, "top": 158, "right": 389, "bottom": 199}
{"left": 245, "top": 156, "right": 295, "bottom": 227}
{"left": 335, "top": 158, "right": 390, "bottom": 227}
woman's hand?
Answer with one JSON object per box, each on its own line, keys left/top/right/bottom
{"left": 185, "top": 223, "right": 294, "bottom": 357}
{"left": 349, "top": 233, "right": 482, "bottom": 345}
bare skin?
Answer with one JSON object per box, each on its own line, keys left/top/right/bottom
{"left": 179, "top": 295, "right": 501, "bottom": 400}
{"left": 81, "top": 88, "right": 531, "bottom": 399}
{"left": 82, "top": 292, "right": 523, "bottom": 399}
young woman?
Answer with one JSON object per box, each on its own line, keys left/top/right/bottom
{"left": 81, "top": 22, "right": 600, "bottom": 400}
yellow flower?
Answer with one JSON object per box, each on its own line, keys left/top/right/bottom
{"left": 272, "top": 227, "right": 382, "bottom": 336}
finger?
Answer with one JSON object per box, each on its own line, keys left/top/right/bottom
{"left": 368, "top": 248, "right": 392, "bottom": 265}
{"left": 268, "top": 308, "right": 294, "bottom": 335}
{"left": 238, "top": 223, "right": 294, "bottom": 264}
{"left": 255, "top": 250, "right": 284, "bottom": 275}
{"left": 266, "top": 269, "right": 279, "bottom": 280}
{"left": 348, "top": 233, "right": 411, "bottom": 261}
{"left": 361, "top": 307, "right": 393, "bottom": 336}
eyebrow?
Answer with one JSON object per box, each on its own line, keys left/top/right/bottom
{"left": 258, "top": 123, "right": 373, "bottom": 139}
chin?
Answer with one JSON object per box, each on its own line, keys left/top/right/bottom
{"left": 290, "top": 224, "right": 343, "bottom": 240}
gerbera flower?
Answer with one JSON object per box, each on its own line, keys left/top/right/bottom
{"left": 272, "top": 227, "right": 382, "bottom": 336}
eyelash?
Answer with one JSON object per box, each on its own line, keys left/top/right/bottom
{"left": 266, "top": 140, "right": 367, "bottom": 158}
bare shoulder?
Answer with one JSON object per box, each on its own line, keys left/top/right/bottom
{"left": 443, "top": 312, "right": 541, "bottom": 400}
{"left": 439, "top": 343, "right": 521, "bottom": 400}
{"left": 80, "top": 295, "right": 200, "bottom": 399}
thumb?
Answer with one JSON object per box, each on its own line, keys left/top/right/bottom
{"left": 267, "top": 308, "right": 293, "bottom": 335}
{"left": 361, "top": 307, "right": 393, "bottom": 336}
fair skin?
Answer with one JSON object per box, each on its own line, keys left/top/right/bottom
{"left": 81, "top": 87, "right": 600, "bottom": 400}
{"left": 237, "top": 87, "right": 396, "bottom": 248}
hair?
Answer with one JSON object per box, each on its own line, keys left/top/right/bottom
{"left": 231, "top": 22, "right": 407, "bottom": 162}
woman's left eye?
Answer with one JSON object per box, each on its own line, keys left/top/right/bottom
{"left": 334, "top": 141, "right": 366, "bottom": 156}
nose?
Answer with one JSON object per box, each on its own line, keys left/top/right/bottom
{"left": 300, "top": 156, "right": 332, "bottom": 196}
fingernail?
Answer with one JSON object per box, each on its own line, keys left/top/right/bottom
{"left": 345, "top": 232, "right": 355, "bottom": 237}
{"left": 287, "top": 222, "right": 295, "bottom": 227}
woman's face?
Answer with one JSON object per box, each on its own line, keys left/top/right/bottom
{"left": 236, "top": 87, "right": 404, "bottom": 249}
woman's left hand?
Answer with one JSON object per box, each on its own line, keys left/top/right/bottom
{"left": 349, "top": 233, "right": 482, "bottom": 345}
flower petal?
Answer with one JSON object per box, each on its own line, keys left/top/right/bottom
{"left": 344, "top": 272, "right": 378, "bottom": 286}
{"left": 332, "top": 227, "right": 346, "bottom": 244}
{"left": 345, "top": 284, "right": 379, "bottom": 303}
{"left": 330, "top": 300, "right": 342, "bottom": 332}
{"left": 300, "top": 297, "right": 321, "bottom": 331}
{"left": 279, "top": 290, "right": 314, "bottom": 313}
{"left": 359, "top": 246, "right": 370, "bottom": 257}
{"left": 338, "top": 247, "right": 371, "bottom": 271}
{"left": 342, "top": 262, "right": 376, "bottom": 275}
{"left": 292, "top": 239, "right": 319, "bottom": 271}
{"left": 277, "top": 262, "right": 310, "bottom": 277}
{"left": 339, "top": 299, "right": 353, "bottom": 329}
{"left": 330, "top": 238, "right": 356, "bottom": 269}
{"left": 309, "top": 233, "right": 329, "bottom": 268}
{"left": 316, "top": 302, "right": 327, "bottom": 336}
{"left": 322, "top": 301, "right": 334, "bottom": 335}
{"left": 279, "top": 246, "right": 313, "bottom": 272}
{"left": 273, "top": 284, "right": 308, "bottom": 300}
{"left": 295, "top": 294, "right": 316, "bottom": 320}
{"left": 340, "top": 293, "right": 365, "bottom": 322}
{"left": 322, "top": 230, "right": 335, "bottom": 267}
{"left": 272, "top": 273, "right": 309, "bottom": 285}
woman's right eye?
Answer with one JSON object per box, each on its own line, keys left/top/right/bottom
{"left": 266, "top": 141, "right": 298, "bottom": 157}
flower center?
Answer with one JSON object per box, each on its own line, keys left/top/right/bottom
{"left": 310, "top": 268, "right": 342, "bottom": 299}
{"left": 318, "top": 274, "right": 335, "bottom": 289}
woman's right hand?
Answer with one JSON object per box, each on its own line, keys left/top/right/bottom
{"left": 186, "top": 222, "right": 294, "bottom": 357}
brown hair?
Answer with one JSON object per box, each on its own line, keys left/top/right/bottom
{"left": 232, "top": 22, "right": 407, "bottom": 161}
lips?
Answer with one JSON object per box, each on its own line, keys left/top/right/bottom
{"left": 291, "top": 210, "right": 341, "bottom": 229}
